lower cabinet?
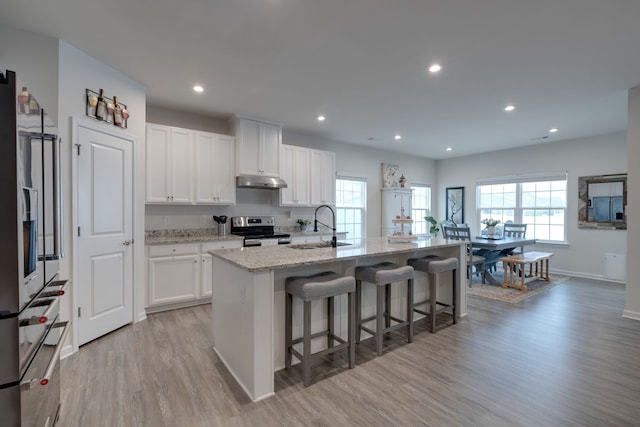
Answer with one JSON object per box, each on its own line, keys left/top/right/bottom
{"left": 147, "top": 240, "right": 243, "bottom": 312}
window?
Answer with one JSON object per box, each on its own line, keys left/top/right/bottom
{"left": 336, "top": 175, "right": 367, "bottom": 239}
{"left": 477, "top": 174, "right": 567, "bottom": 243}
{"left": 411, "top": 184, "right": 432, "bottom": 235}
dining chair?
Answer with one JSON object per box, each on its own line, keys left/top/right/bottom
{"left": 443, "top": 226, "right": 486, "bottom": 286}
{"left": 502, "top": 223, "right": 527, "bottom": 255}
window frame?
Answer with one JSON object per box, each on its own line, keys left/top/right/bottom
{"left": 476, "top": 173, "right": 568, "bottom": 244}
{"left": 410, "top": 182, "right": 432, "bottom": 236}
{"left": 335, "top": 173, "right": 367, "bottom": 239}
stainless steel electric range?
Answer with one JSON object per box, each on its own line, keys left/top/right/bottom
{"left": 230, "top": 216, "right": 291, "bottom": 247}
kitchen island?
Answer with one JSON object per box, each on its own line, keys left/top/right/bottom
{"left": 210, "top": 237, "right": 466, "bottom": 401}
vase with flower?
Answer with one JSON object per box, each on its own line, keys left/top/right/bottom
{"left": 481, "top": 218, "right": 501, "bottom": 237}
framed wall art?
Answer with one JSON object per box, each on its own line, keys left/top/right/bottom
{"left": 446, "top": 186, "right": 464, "bottom": 224}
{"left": 381, "top": 163, "right": 400, "bottom": 188}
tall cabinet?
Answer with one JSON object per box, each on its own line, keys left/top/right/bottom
{"left": 280, "top": 145, "right": 310, "bottom": 206}
{"left": 381, "top": 188, "right": 413, "bottom": 237}
{"left": 234, "top": 117, "right": 282, "bottom": 177}
{"left": 194, "top": 131, "right": 236, "bottom": 204}
{"left": 146, "top": 124, "right": 193, "bottom": 204}
{"left": 310, "top": 149, "right": 335, "bottom": 205}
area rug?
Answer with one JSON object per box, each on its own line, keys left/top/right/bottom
{"left": 467, "top": 271, "right": 570, "bottom": 304}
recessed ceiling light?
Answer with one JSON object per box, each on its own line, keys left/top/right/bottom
{"left": 549, "top": 128, "right": 558, "bottom": 133}
{"left": 193, "top": 85, "right": 204, "bottom": 93}
{"left": 394, "top": 134, "right": 402, "bottom": 140}
{"left": 428, "top": 64, "right": 442, "bottom": 73}
{"left": 446, "top": 147, "right": 452, "bottom": 152}
{"left": 317, "top": 115, "right": 326, "bottom": 122}
{"left": 504, "top": 105, "right": 515, "bottom": 112}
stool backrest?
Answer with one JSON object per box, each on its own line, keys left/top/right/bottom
{"left": 503, "top": 223, "right": 527, "bottom": 238}
{"left": 443, "top": 225, "right": 472, "bottom": 241}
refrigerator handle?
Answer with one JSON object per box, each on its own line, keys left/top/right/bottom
{"left": 51, "top": 136, "right": 63, "bottom": 260}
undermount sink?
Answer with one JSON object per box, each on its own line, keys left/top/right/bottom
{"left": 287, "top": 241, "right": 352, "bottom": 249}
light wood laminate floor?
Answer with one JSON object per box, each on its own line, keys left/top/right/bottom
{"left": 60, "top": 277, "right": 640, "bottom": 426}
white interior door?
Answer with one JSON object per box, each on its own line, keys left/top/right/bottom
{"left": 77, "top": 125, "right": 133, "bottom": 346}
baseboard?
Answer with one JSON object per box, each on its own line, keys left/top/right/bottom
{"left": 60, "top": 344, "right": 74, "bottom": 360}
{"left": 623, "top": 310, "right": 640, "bottom": 321}
{"left": 550, "top": 268, "right": 626, "bottom": 285}
{"left": 136, "top": 310, "right": 147, "bottom": 323}
{"left": 145, "top": 297, "right": 212, "bottom": 314}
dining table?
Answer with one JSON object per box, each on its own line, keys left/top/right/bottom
{"left": 471, "top": 236, "right": 537, "bottom": 285}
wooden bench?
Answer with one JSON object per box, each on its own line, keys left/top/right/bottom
{"left": 500, "top": 251, "right": 554, "bottom": 292}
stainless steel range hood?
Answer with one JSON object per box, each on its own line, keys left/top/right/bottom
{"left": 236, "top": 175, "right": 288, "bottom": 189}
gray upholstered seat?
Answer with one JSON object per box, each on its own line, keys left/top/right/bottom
{"left": 355, "top": 262, "right": 414, "bottom": 356}
{"left": 355, "top": 262, "right": 414, "bottom": 286}
{"left": 408, "top": 255, "right": 458, "bottom": 333}
{"left": 286, "top": 271, "right": 355, "bottom": 301}
{"left": 285, "top": 271, "right": 356, "bottom": 387}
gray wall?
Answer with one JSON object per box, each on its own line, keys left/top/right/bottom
{"left": 436, "top": 132, "right": 627, "bottom": 281}
{"left": 0, "top": 24, "right": 59, "bottom": 121}
{"left": 626, "top": 87, "right": 640, "bottom": 320}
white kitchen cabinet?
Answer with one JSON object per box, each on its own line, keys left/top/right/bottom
{"left": 381, "top": 188, "right": 413, "bottom": 237}
{"left": 310, "top": 149, "right": 335, "bottom": 206}
{"left": 201, "top": 240, "right": 243, "bottom": 297}
{"left": 147, "top": 244, "right": 200, "bottom": 307}
{"left": 194, "top": 131, "right": 236, "bottom": 204}
{"left": 146, "top": 124, "right": 193, "bottom": 204}
{"left": 235, "top": 117, "right": 282, "bottom": 177}
{"left": 200, "top": 253, "right": 213, "bottom": 297}
{"left": 280, "top": 145, "right": 310, "bottom": 206}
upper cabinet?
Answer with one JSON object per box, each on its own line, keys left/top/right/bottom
{"left": 280, "top": 145, "right": 310, "bottom": 206}
{"left": 280, "top": 144, "right": 335, "bottom": 207}
{"left": 234, "top": 117, "right": 282, "bottom": 177}
{"left": 310, "top": 149, "right": 335, "bottom": 205}
{"left": 194, "top": 132, "right": 236, "bottom": 204}
{"left": 146, "top": 123, "right": 236, "bottom": 205}
{"left": 146, "top": 124, "right": 193, "bottom": 204}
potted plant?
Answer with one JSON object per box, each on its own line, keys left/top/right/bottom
{"left": 425, "top": 216, "right": 440, "bottom": 238}
{"left": 481, "top": 218, "right": 501, "bottom": 237}
{"left": 296, "top": 219, "right": 312, "bottom": 232}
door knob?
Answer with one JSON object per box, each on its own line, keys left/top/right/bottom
{"left": 122, "top": 240, "right": 131, "bottom": 246}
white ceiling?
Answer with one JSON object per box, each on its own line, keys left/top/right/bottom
{"left": 2, "top": 0, "right": 640, "bottom": 159}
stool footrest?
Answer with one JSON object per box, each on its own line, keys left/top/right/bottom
{"left": 290, "top": 341, "right": 350, "bottom": 363}
{"left": 291, "top": 329, "right": 330, "bottom": 346}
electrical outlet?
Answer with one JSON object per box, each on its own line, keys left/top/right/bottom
{"left": 163, "top": 216, "right": 170, "bottom": 226}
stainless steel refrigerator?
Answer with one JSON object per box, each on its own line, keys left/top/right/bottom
{"left": 0, "top": 70, "right": 69, "bottom": 426}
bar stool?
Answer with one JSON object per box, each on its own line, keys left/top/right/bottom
{"left": 408, "top": 255, "right": 458, "bottom": 332}
{"left": 355, "top": 262, "right": 414, "bottom": 356}
{"left": 285, "top": 271, "right": 356, "bottom": 387}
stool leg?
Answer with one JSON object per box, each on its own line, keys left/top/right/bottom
{"left": 303, "top": 300, "right": 311, "bottom": 387}
{"left": 348, "top": 291, "right": 355, "bottom": 369}
{"left": 327, "top": 296, "right": 334, "bottom": 349}
{"left": 355, "top": 280, "right": 362, "bottom": 344}
{"left": 384, "top": 283, "right": 391, "bottom": 329}
{"left": 452, "top": 269, "right": 457, "bottom": 324}
{"left": 407, "top": 278, "right": 414, "bottom": 343}
{"left": 376, "top": 284, "right": 384, "bottom": 356}
{"left": 285, "top": 292, "right": 292, "bottom": 369}
{"left": 429, "top": 272, "right": 437, "bottom": 333}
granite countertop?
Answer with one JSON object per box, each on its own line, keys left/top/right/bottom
{"left": 145, "top": 228, "right": 344, "bottom": 245}
{"left": 209, "top": 237, "right": 462, "bottom": 272}
{"left": 145, "top": 229, "right": 244, "bottom": 245}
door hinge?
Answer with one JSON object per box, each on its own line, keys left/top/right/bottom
{"left": 76, "top": 144, "right": 81, "bottom": 155}
{"left": 78, "top": 306, "right": 81, "bottom": 318}
{"left": 77, "top": 226, "right": 81, "bottom": 237}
